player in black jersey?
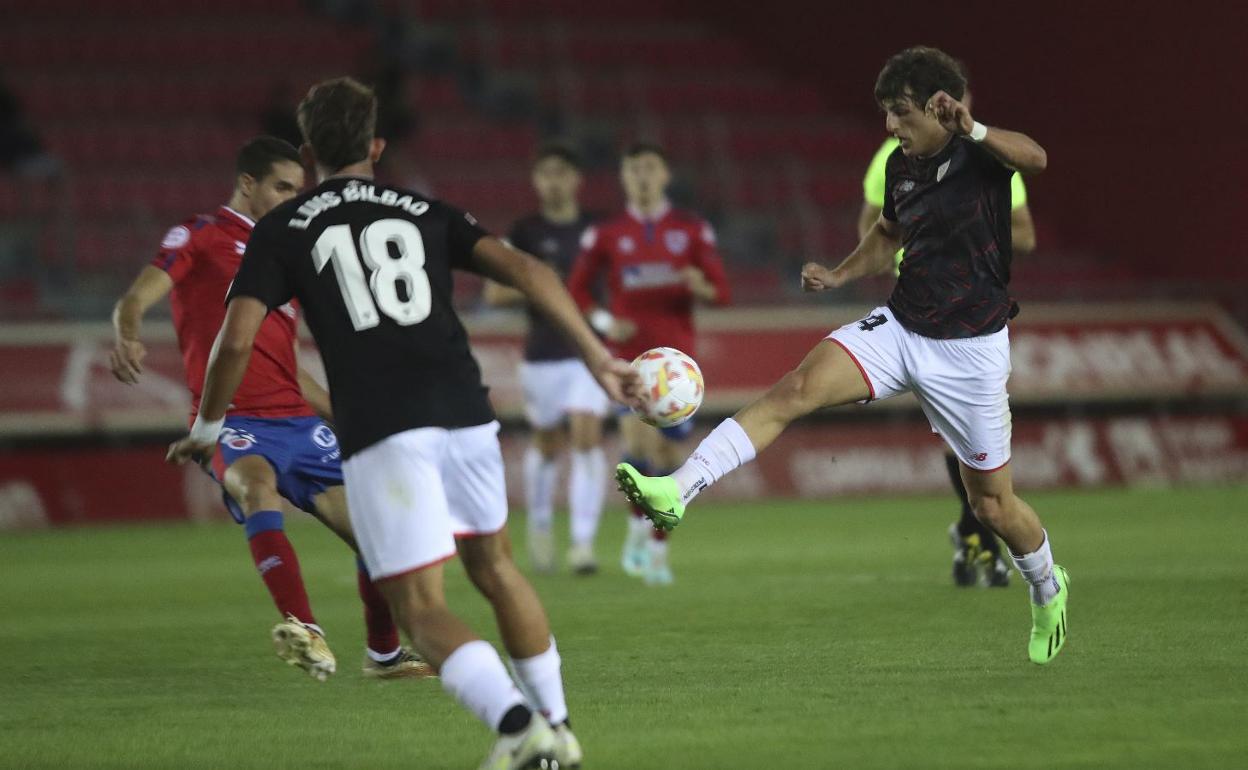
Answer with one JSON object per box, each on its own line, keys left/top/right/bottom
{"left": 168, "top": 77, "right": 638, "bottom": 769}
{"left": 617, "top": 47, "right": 1071, "bottom": 667}
{"left": 484, "top": 144, "right": 608, "bottom": 576}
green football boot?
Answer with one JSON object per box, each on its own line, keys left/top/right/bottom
{"left": 1028, "top": 565, "right": 1070, "bottom": 665}
{"left": 615, "top": 463, "right": 684, "bottom": 531}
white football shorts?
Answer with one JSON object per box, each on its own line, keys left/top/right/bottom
{"left": 519, "top": 358, "right": 610, "bottom": 430}
{"left": 827, "top": 306, "right": 1013, "bottom": 472}
{"left": 342, "top": 420, "right": 508, "bottom": 580}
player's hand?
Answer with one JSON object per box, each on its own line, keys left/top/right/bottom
{"left": 591, "top": 355, "right": 644, "bottom": 410}
{"left": 682, "top": 266, "right": 717, "bottom": 302}
{"left": 607, "top": 318, "right": 637, "bottom": 343}
{"left": 926, "top": 91, "right": 974, "bottom": 136}
{"left": 110, "top": 338, "right": 147, "bottom": 384}
{"left": 801, "top": 263, "right": 845, "bottom": 292}
{"left": 166, "top": 436, "right": 215, "bottom": 468}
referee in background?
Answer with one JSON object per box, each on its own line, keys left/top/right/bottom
{"left": 857, "top": 76, "right": 1037, "bottom": 588}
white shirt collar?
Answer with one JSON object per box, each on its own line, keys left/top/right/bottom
{"left": 220, "top": 205, "right": 256, "bottom": 229}
{"left": 627, "top": 201, "right": 671, "bottom": 223}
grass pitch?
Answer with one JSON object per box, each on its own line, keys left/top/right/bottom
{"left": 2, "top": 485, "right": 1246, "bottom": 769}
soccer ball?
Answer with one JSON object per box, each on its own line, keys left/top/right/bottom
{"left": 631, "top": 347, "right": 704, "bottom": 428}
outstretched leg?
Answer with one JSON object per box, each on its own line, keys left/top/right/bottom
{"left": 618, "top": 340, "right": 871, "bottom": 526}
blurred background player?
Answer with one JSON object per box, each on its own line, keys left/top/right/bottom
{"left": 567, "top": 142, "right": 731, "bottom": 586}
{"left": 484, "top": 144, "right": 608, "bottom": 576}
{"left": 110, "top": 136, "right": 427, "bottom": 681}
{"left": 859, "top": 77, "right": 1037, "bottom": 588}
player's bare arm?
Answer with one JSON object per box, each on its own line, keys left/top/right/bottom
{"left": 927, "top": 91, "right": 1047, "bottom": 175}
{"left": 297, "top": 367, "right": 334, "bottom": 423}
{"left": 857, "top": 203, "right": 883, "bottom": 241}
{"left": 166, "top": 297, "right": 267, "bottom": 466}
{"left": 802, "top": 216, "right": 902, "bottom": 292}
{"left": 682, "top": 266, "right": 719, "bottom": 303}
{"left": 110, "top": 266, "right": 174, "bottom": 384}
{"left": 482, "top": 278, "right": 526, "bottom": 307}
{"left": 471, "top": 236, "right": 641, "bottom": 406}
{"left": 1012, "top": 204, "right": 1037, "bottom": 254}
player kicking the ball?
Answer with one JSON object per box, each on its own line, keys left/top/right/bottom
{"left": 617, "top": 47, "right": 1070, "bottom": 665}
{"left": 168, "top": 78, "right": 638, "bottom": 769}
{"left": 567, "top": 142, "right": 731, "bottom": 586}
{"left": 112, "top": 136, "right": 428, "bottom": 681}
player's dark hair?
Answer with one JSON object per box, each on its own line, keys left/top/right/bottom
{"left": 534, "top": 142, "right": 582, "bottom": 169}
{"left": 296, "top": 77, "right": 378, "bottom": 171}
{"left": 235, "top": 136, "right": 301, "bottom": 181}
{"left": 622, "top": 141, "right": 669, "bottom": 165}
{"left": 874, "top": 46, "right": 967, "bottom": 108}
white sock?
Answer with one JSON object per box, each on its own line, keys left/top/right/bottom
{"left": 627, "top": 513, "right": 652, "bottom": 542}
{"left": 440, "top": 640, "right": 528, "bottom": 731}
{"left": 670, "top": 418, "right": 757, "bottom": 505}
{"left": 509, "top": 637, "right": 568, "bottom": 725}
{"left": 1011, "top": 531, "right": 1059, "bottom": 605}
{"left": 568, "top": 448, "right": 606, "bottom": 547}
{"left": 524, "top": 446, "right": 558, "bottom": 535}
{"left": 648, "top": 537, "right": 668, "bottom": 566}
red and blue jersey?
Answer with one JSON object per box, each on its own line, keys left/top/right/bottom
{"left": 152, "top": 205, "right": 313, "bottom": 421}
{"left": 567, "top": 203, "right": 731, "bottom": 361}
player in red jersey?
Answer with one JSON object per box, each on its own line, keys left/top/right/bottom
{"left": 110, "top": 136, "right": 428, "bottom": 681}
{"left": 567, "top": 142, "right": 731, "bottom": 585}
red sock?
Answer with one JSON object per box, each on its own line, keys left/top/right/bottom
{"left": 246, "top": 511, "right": 316, "bottom": 626}
{"left": 651, "top": 526, "right": 668, "bottom": 542}
{"left": 630, "top": 502, "right": 648, "bottom": 519}
{"left": 356, "top": 562, "right": 400, "bottom": 655}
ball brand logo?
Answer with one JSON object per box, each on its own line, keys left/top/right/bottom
{"left": 312, "top": 425, "right": 338, "bottom": 450}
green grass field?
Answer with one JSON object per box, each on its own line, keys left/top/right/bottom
{"left": 3, "top": 485, "right": 1246, "bottom": 769}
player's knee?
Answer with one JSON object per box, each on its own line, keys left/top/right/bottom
{"left": 238, "top": 480, "right": 281, "bottom": 514}
{"left": 969, "top": 492, "right": 1008, "bottom": 530}
{"left": 770, "top": 369, "right": 819, "bottom": 416}
{"left": 465, "top": 556, "right": 518, "bottom": 601}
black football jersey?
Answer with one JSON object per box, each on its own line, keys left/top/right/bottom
{"left": 883, "top": 137, "right": 1017, "bottom": 339}
{"left": 507, "top": 212, "right": 597, "bottom": 362}
{"left": 228, "top": 176, "right": 495, "bottom": 458}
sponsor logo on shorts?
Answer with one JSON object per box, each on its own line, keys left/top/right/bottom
{"left": 220, "top": 427, "right": 257, "bottom": 450}
{"left": 970, "top": 452, "right": 988, "bottom": 463}
{"left": 312, "top": 424, "right": 338, "bottom": 450}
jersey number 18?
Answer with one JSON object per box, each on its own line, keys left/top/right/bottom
{"left": 313, "top": 218, "right": 432, "bottom": 330}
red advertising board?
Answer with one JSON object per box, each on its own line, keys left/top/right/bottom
{"left": 0, "top": 302, "right": 1245, "bottom": 437}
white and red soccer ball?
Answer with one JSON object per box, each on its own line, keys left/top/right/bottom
{"left": 630, "top": 347, "right": 705, "bottom": 428}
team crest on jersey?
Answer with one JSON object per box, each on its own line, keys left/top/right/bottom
{"left": 220, "top": 427, "right": 256, "bottom": 451}
{"left": 897, "top": 180, "right": 916, "bottom": 194}
{"left": 618, "top": 236, "right": 636, "bottom": 254}
{"left": 161, "top": 225, "right": 190, "bottom": 250}
{"left": 936, "top": 159, "right": 951, "bottom": 183}
{"left": 312, "top": 424, "right": 338, "bottom": 450}
{"left": 664, "top": 230, "right": 690, "bottom": 255}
